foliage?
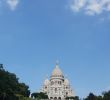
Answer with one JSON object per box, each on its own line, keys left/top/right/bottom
{"left": 31, "top": 92, "right": 48, "bottom": 99}
{"left": 102, "top": 91, "right": 110, "bottom": 100}
{"left": 84, "top": 93, "right": 98, "bottom": 100}
{"left": 84, "top": 91, "right": 110, "bottom": 100}
{"left": 66, "top": 96, "right": 79, "bottom": 100}
{"left": 0, "top": 64, "right": 30, "bottom": 100}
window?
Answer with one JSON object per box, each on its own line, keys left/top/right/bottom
{"left": 60, "top": 81, "right": 61, "bottom": 85}
{"left": 51, "top": 81, "right": 54, "bottom": 85}
{"left": 55, "top": 88, "right": 57, "bottom": 93}
{"left": 66, "top": 92, "right": 68, "bottom": 95}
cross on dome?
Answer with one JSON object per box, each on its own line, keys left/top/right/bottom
{"left": 56, "top": 60, "right": 59, "bottom": 65}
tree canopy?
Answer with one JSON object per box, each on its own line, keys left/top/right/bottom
{"left": 84, "top": 91, "right": 110, "bottom": 100}
{"left": 31, "top": 92, "right": 48, "bottom": 99}
{"left": 0, "top": 64, "right": 30, "bottom": 100}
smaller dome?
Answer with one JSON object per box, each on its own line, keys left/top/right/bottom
{"left": 64, "top": 79, "right": 70, "bottom": 85}
{"left": 44, "top": 79, "right": 49, "bottom": 85}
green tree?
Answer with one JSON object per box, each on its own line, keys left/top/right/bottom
{"left": 0, "top": 64, "right": 3, "bottom": 70}
{"left": 84, "top": 93, "right": 103, "bottom": 100}
{"left": 84, "top": 93, "right": 98, "bottom": 100}
{"left": 31, "top": 92, "right": 48, "bottom": 99}
{"left": 102, "top": 91, "right": 110, "bottom": 100}
{"left": 0, "top": 64, "right": 30, "bottom": 100}
{"left": 66, "top": 96, "right": 79, "bottom": 100}
{"left": 73, "top": 96, "right": 80, "bottom": 100}
{"left": 97, "top": 96, "right": 103, "bottom": 100}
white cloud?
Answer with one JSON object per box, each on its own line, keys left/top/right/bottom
{"left": 70, "top": 0, "right": 85, "bottom": 12}
{"left": 6, "top": 0, "right": 19, "bottom": 10}
{"left": 69, "top": 0, "right": 110, "bottom": 15}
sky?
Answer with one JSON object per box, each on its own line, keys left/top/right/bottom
{"left": 0, "top": 0, "right": 110, "bottom": 98}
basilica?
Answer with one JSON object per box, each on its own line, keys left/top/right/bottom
{"left": 41, "top": 63, "right": 74, "bottom": 99}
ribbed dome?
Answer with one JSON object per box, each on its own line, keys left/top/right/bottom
{"left": 64, "top": 79, "right": 70, "bottom": 85}
{"left": 51, "top": 64, "right": 63, "bottom": 76}
{"left": 44, "top": 79, "right": 49, "bottom": 85}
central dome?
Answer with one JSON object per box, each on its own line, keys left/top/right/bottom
{"left": 51, "top": 63, "right": 64, "bottom": 78}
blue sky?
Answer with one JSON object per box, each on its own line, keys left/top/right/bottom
{"left": 0, "top": 0, "right": 110, "bottom": 98}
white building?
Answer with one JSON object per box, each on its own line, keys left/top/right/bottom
{"left": 41, "top": 63, "right": 74, "bottom": 100}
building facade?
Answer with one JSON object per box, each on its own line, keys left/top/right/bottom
{"left": 41, "top": 63, "right": 74, "bottom": 99}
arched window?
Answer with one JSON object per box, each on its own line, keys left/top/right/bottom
{"left": 66, "top": 92, "right": 68, "bottom": 96}
{"left": 58, "top": 81, "right": 59, "bottom": 84}
{"left": 55, "top": 81, "right": 57, "bottom": 84}
{"left": 54, "top": 97, "right": 57, "bottom": 100}
{"left": 55, "top": 88, "right": 57, "bottom": 93}
{"left": 60, "top": 81, "right": 61, "bottom": 85}
{"left": 51, "top": 81, "right": 54, "bottom": 85}
{"left": 50, "top": 97, "right": 53, "bottom": 100}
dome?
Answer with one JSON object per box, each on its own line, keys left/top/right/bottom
{"left": 51, "top": 64, "right": 63, "bottom": 77}
{"left": 44, "top": 79, "right": 49, "bottom": 85}
{"left": 64, "top": 79, "right": 70, "bottom": 85}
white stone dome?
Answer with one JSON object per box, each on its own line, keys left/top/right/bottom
{"left": 51, "top": 64, "right": 63, "bottom": 76}
{"left": 64, "top": 79, "right": 70, "bottom": 85}
{"left": 44, "top": 79, "right": 49, "bottom": 85}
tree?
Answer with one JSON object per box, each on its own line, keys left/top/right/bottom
{"left": 102, "top": 91, "right": 110, "bottom": 100}
{"left": 0, "top": 64, "right": 30, "bottom": 100}
{"left": 73, "top": 96, "right": 80, "bottom": 100}
{"left": 84, "top": 93, "right": 98, "bottom": 100}
{"left": 66, "top": 96, "right": 79, "bottom": 100}
{"left": 31, "top": 92, "right": 48, "bottom": 99}
{"left": 84, "top": 93, "right": 103, "bottom": 100}
{"left": 97, "top": 96, "right": 103, "bottom": 100}
{"left": 0, "top": 64, "right": 3, "bottom": 70}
